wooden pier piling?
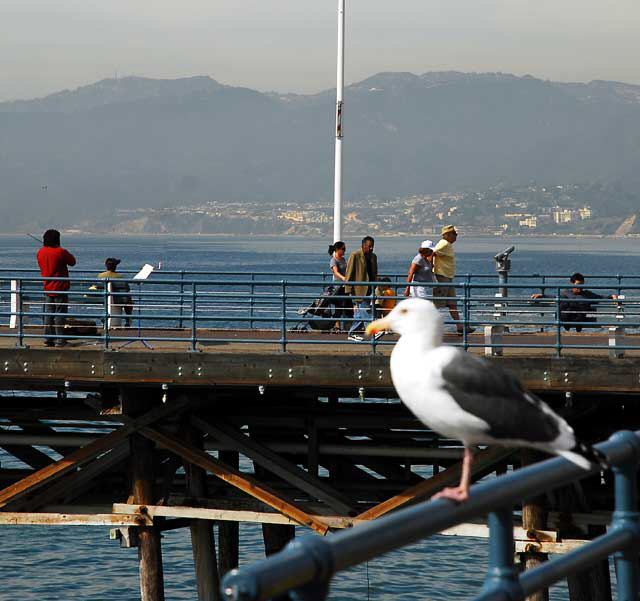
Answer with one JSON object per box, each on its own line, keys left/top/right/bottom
{"left": 218, "top": 450, "right": 240, "bottom": 577}
{"left": 186, "top": 425, "right": 219, "bottom": 601}
{"left": 131, "top": 433, "right": 166, "bottom": 601}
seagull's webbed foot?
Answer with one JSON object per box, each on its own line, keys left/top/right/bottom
{"left": 432, "top": 447, "right": 474, "bottom": 503}
{"left": 432, "top": 485, "right": 470, "bottom": 503}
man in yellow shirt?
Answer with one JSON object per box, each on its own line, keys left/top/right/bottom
{"left": 433, "top": 225, "right": 474, "bottom": 335}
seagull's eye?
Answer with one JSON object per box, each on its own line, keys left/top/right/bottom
{"left": 400, "top": 308, "right": 408, "bottom": 315}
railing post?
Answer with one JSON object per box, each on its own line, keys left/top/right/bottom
{"left": 191, "top": 282, "right": 197, "bottom": 352}
{"left": 10, "top": 279, "right": 19, "bottom": 329}
{"left": 460, "top": 282, "right": 470, "bottom": 350}
{"left": 103, "top": 282, "right": 110, "bottom": 350}
{"left": 250, "top": 274, "right": 255, "bottom": 329}
{"left": 371, "top": 285, "right": 378, "bottom": 352}
{"left": 554, "top": 287, "right": 562, "bottom": 358}
{"left": 107, "top": 281, "right": 114, "bottom": 329}
{"left": 484, "top": 325, "right": 504, "bottom": 357}
{"left": 610, "top": 431, "right": 640, "bottom": 601}
{"left": 609, "top": 295, "right": 626, "bottom": 359}
{"left": 15, "top": 279, "right": 26, "bottom": 348}
{"left": 280, "top": 280, "right": 287, "bottom": 352}
{"left": 178, "top": 270, "right": 185, "bottom": 329}
{"left": 481, "top": 507, "right": 523, "bottom": 601}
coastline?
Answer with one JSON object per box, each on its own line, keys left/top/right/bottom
{"left": 2, "top": 231, "right": 639, "bottom": 239}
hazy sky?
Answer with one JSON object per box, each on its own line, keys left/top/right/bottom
{"left": 2, "top": 0, "right": 640, "bottom": 101}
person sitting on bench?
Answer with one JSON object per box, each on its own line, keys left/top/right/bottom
{"left": 531, "top": 272, "right": 618, "bottom": 331}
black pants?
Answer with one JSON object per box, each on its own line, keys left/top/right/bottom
{"left": 43, "top": 294, "right": 68, "bottom": 344}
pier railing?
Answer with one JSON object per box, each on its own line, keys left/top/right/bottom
{"left": 220, "top": 430, "right": 640, "bottom": 601}
{"left": 0, "top": 272, "right": 639, "bottom": 354}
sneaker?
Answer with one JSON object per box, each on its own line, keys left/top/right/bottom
{"left": 54, "top": 341, "right": 67, "bottom": 347}
{"left": 373, "top": 331, "right": 385, "bottom": 341}
{"left": 348, "top": 334, "right": 364, "bottom": 342}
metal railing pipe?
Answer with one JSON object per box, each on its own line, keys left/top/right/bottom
{"left": 480, "top": 507, "right": 523, "bottom": 601}
{"left": 16, "top": 279, "right": 25, "bottom": 348}
{"left": 222, "top": 431, "right": 640, "bottom": 601}
{"left": 178, "top": 270, "right": 185, "bottom": 328}
{"left": 610, "top": 430, "right": 640, "bottom": 600}
{"left": 190, "top": 282, "right": 197, "bottom": 351}
{"left": 280, "top": 280, "right": 287, "bottom": 352}
{"left": 516, "top": 528, "right": 633, "bottom": 598}
{"left": 102, "top": 282, "right": 110, "bottom": 349}
{"left": 249, "top": 273, "right": 256, "bottom": 329}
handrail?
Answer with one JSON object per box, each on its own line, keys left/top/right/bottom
{"left": 1, "top": 267, "right": 640, "bottom": 283}
{"left": 2, "top": 274, "right": 640, "bottom": 353}
{"left": 220, "top": 430, "right": 640, "bottom": 601}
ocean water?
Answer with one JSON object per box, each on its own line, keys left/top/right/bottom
{"left": 0, "top": 234, "right": 630, "bottom": 600}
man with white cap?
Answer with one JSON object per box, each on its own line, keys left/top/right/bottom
{"left": 404, "top": 240, "right": 435, "bottom": 299}
{"left": 433, "top": 225, "right": 474, "bottom": 335}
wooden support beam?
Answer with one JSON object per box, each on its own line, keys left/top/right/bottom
{"left": 10, "top": 419, "right": 76, "bottom": 456}
{"left": 553, "top": 479, "right": 613, "bottom": 601}
{"left": 336, "top": 433, "right": 424, "bottom": 484}
{"left": 113, "top": 504, "right": 588, "bottom": 554}
{"left": 0, "top": 512, "right": 151, "bottom": 526}
{"left": 515, "top": 539, "right": 588, "bottom": 554}
{"left": 192, "top": 416, "right": 355, "bottom": 515}
{"left": 356, "top": 447, "right": 516, "bottom": 520}
{"left": 185, "top": 425, "right": 219, "bottom": 601}
{"left": 0, "top": 398, "right": 189, "bottom": 508}
{"left": 114, "top": 503, "right": 353, "bottom": 528}
{"left": 263, "top": 523, "right": 294, "bottom": 557}
{"left": 14, "top": 442, "right": 129, "bottom": 512}
{"left": 131, "top": 433, "right": 166, "bottom": 601}
{"left": 520, "top": 450, "right": 550, "bottom": 601}
{"left": 566, "top": 525, "right": 612, "bottom": 601}
{"left": 306, "top": 418, "right": 319, "bottom": 477}
{"left": 138, "top": 425, "right": 331, "bottom": 535}
{"left": 218, "top": 450, "right": 239, "bottom": 576}
{"left": 0, "top": 443, "right": 54, "bottom": 471}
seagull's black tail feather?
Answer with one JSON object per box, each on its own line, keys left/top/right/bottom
{"left": 574, "top": 441, "right": 610, "bottom": 471}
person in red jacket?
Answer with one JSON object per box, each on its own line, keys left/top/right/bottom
{"left": 36, "top": 229, "right": 76, "bottom": 347}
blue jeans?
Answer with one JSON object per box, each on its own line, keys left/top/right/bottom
{"left": 349, "top": 300, "right": 372, "bottom": 335}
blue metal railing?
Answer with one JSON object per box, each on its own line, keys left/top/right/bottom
{"left": 1, "top": 274, "right": 639, "bottom": 353}
{"left": 220, "top": 430, "right": 640, "bottom": 601}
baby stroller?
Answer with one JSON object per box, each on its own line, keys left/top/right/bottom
{"left": 294, "top": 285, "right": 349, "bottom": 331}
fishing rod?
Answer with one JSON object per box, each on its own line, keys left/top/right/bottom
{"left": 26, "top": 233, "right": 42, "bottom": 245}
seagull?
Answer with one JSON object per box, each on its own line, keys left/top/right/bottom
{"left": 365, "top": 298, "right": 605, "bottom": 502}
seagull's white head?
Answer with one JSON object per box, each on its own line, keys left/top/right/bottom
{"left": 366, "top": 298, "right": 444, "bottom": 347}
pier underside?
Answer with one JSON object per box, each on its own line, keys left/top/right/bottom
{"left": 1, "top": 329, "right": 638, "bottom": 600}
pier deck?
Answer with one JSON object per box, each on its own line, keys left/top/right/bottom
{"left": 0, "top": 326, "right": 639, "bottom": 392}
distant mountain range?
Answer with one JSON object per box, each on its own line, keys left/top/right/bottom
{"left": 2, "top": 71, "right": 640, "bottom": 231}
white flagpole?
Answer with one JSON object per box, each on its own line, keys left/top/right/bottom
{"left": 333, "top": 0, "right": 345, "bottom": 243}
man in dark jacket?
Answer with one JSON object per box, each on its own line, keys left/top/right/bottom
{"left": 531, "top": 272, "right": 618, "bottom": 331}
{"left": 344, "top": 236, "right": 380, "bottom": 341}
{"left": 36, "top": 229, "right": 76, "bottom": 346}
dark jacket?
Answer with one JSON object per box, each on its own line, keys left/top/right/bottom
{"left": 344, "top": 248, "right": 378, "bottom": 301}
{"left": 558, "top": 289, "right": 612, "bottom": 325}
{"left": 536, "top": 289, "right": 615, "bottom": 328}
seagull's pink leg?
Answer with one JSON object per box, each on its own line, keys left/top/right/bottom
{"left": 432, "top": 447, "right": 474, "bottom": 502}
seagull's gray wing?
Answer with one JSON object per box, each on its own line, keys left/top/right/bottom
{"left": 440, "top": 350, "right": 561, "bottom": 443}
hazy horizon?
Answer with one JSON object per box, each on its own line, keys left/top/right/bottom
{"left": 3, "top": 0, "right": 640, "bottom": 102}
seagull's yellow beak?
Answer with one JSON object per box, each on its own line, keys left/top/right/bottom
{"left": 365, "top": 317, "right": 391, "bottom": 336}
